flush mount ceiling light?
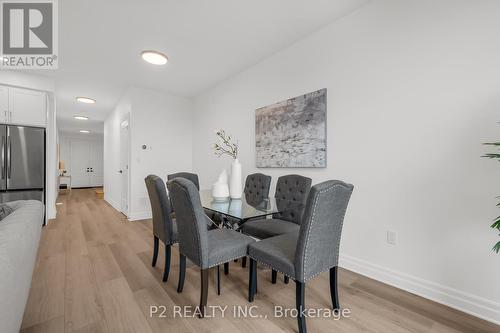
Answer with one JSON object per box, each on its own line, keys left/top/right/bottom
{"left": 73, "top": 115, "right": 89, "bottom": 120}
{"left": 79, "top": 130, "right": 91, "bottom": 133}
{"left": 141, "top": 50, "right": 168, "bottom": 65}
{"left": 76, "top": 97, "right": 96, "bottom": 104}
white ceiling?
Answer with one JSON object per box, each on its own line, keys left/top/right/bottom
{"left": 35, "top": 0, "right": 369, "bottom": 133}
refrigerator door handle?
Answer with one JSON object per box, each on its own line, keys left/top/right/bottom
{"left": 7, "top": 134, "right": 11, "bottom": 179}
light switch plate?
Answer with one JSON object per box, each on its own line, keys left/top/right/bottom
{"left": 387, "top": 230, "right": 397, "bottom": 245}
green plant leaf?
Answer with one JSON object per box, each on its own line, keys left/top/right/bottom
{"left": 492, "top": 217, "right": 500, "bottom": 230}
{"left": 493, "top": 241, "right": 500, "bottom": 254}
{"left": 482, "top": 153, "right": 500, "bottom": 159}
{"left": 482, "top": 132, "right": 500, "bottom": 254}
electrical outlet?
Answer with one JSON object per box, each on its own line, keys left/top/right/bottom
{"left": 387, "top": 230, "right": 397, "bottom": 245}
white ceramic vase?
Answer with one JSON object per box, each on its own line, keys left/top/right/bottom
{"left": 229, "top": 158, "right": 242, "bottom": 199}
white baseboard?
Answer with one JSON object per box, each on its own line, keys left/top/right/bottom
{"left": 339, "top": 254, "right": 500, "bottom": 325}
{"left": 128, "top": 211, "right": 152, "bottom": 221}
{"left": 104, "top": 196, "right": 122, "bottom": 214}
{"left": 103, "top": 196, "right": 150, "bottom": 221}
{"left": 47, "top": 203, "right": 56, "bottom": 220}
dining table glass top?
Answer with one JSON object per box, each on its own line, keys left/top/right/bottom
{"left": 200, "top": 189, "right": 280, "bottom": 221}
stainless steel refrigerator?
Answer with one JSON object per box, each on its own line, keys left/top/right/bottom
{"left": 0, "top": 125, "right": 45, "bottom": 203}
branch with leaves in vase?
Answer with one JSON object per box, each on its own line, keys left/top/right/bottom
{"left": 213, "top": 129, "right": 238, "bottom": 159}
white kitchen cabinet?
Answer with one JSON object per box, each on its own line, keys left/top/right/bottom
{"left": 0, "top": 85, "right": 46, "bottom": 127}
{"left": 8, "top": 87, "right": 46, "bottom": 127}
{"left": 0, "top": 86, "right": 8, "bottom": 123}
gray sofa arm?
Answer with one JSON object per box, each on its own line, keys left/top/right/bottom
{"left": 0, "top": 200, "right": 44, "bottom": 333}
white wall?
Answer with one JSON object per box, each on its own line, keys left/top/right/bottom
{"left": 192, "top": 0, "right": 500, "bottom": 323}
{"left": 46, "top": 93, "right": 58, "bottom": 220}
{"left": 128, "top": 87, "right": 193, "bottom": 220}
{"left": 104, "top": 87, "right": 193, "bottom": 220}
{"left": 0, "top": 72, "right": 58, "bottom": 220}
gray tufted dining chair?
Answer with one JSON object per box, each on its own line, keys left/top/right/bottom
{"left": 242, "top": 174, "right": 311, "bottom": 282}
{"left": 244, "top": 173, "right": 272, "bottom": 206}
{"left": 167, "top": 172, "right": 200, "bottom": 190}
{"left": 247, "top": 180, "right": 354, "bottom": 333}
{"left": 242, "top": 174, "right": 311, "bottom": 239}
{"left": 168, "top": 171, "right": 220, "bottom": 227}
{"left": 167, "top": 177, "right": 256, "bottom": 318}
{"left": 232, "top": 173, "right": 271, "bottom": 269}
{"left": 144, "top": 175, "right": 178, "bottom": 283}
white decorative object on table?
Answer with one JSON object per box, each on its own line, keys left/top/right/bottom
{"left": 229, "top": 158, "right": 242, "bottom": 199}
{"left": 211, "top": 169, "right": 229, "bottom": 202}
{"left": 212, "top": 129, "right": 241, "bottom": 199}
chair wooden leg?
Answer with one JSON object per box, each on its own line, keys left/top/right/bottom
{"left": 271, "top": 270, "right": 277, "bottom": 284}
{"left": 224, "top": 262, "right": 229, "bottom": 275}
{"left": 241, "top": 256, "right": 247, "bottom": 268}
{"left": 217, "top": 265, "right": 221, "bottom": 295}
{"left": 199, "top": 269, "right": 209, "bottom": 318}
{"left": 248, "top": 258, "right": 257, "bottom": 302}
{"left": 284, "top": 276, "right": 289, "bottom": 284}
{"left": 330, "top": 266, "right": 340, "bottom": 311}
{"left": 296, "top": 281, "right": 307, "bottom": 333}
{"left": 256, "top": 268, "right": 258, "bottom": 294}
{"left": 162, "top": 245, "right": 171, "bottom": 282}
{"left": 177, "top": 254, "right": 186, "bottom": 293}
{"left": 152, "top": 236, "right": 159, "bottom": 267}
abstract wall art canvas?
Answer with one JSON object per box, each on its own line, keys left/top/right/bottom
{"left": 255, "top": 88, "right": 327, "bottom": 168}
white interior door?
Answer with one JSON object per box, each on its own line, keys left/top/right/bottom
{"left": 90, "top": 142, "right": 103, "bottom": 186}
{"left": 120, "top": 116, "right": 130, "bottom": 215}
{"left": 70, "top": 140, "right": 91, "bottom": 187}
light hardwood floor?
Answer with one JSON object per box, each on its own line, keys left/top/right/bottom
{"left": 21, "top": 189, "right": 499, "bottom": 333}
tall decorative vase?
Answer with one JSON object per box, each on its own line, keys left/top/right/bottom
{"left": 229, "top": 158, "right": 242, "bottom": 199}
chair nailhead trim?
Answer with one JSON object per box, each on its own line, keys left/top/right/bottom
{"left": 248, "top": 255, "right": 293, "bottom": 279}
{"left": 172, "top": 183, "right": 203, "bottom": 265}
{"left": 208, "top": 255, "right": 249, "bottom": 269}
{"left": 302, "top": 184, "right": 346, "bottom": 282}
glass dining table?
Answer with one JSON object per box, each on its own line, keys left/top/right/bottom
{"left": 200, "top": 189, "right": 286, "bottom": 272}
{"left": 199, "top": 189, "right": 281, "bottom": 230}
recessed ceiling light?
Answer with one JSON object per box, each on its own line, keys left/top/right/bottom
{"left": 79, "top": 130, "right": 91, "bottom": 133}
{"left": 141, "top": 50, "right": 168, "bottom": 65}
{"left": 76, "top": 97, "right": 96, "bottom": 104}
{"left": 74, "top": 115, "right": 89, "bottom": 120}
